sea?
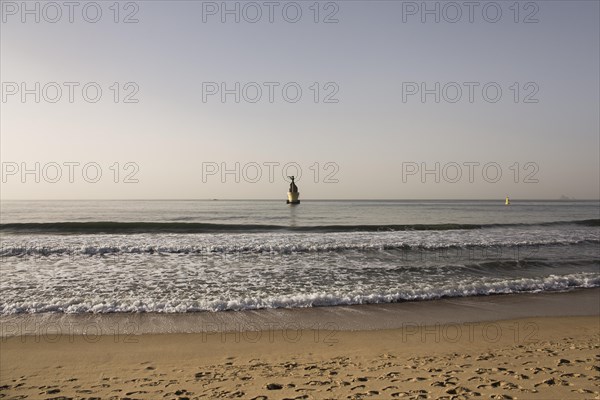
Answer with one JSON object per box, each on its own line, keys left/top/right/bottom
{"left": 0, "top": 200, "right": 598, "bottom": 315}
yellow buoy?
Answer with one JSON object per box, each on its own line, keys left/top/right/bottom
{"left": 505, "top": 196, "right": 510, "bottom": 205}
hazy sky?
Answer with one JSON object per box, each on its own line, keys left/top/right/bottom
{"left": 1, "top": 0, "right": 599, "bottom": 199}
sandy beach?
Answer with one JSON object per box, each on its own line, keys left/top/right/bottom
{"left": 1, "top": 290, "right": 599, "bottom": 400}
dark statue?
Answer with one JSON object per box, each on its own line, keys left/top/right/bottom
{"left": 288, "top": 176, "right": 298, "bottom": 193}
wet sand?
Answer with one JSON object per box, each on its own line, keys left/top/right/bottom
{"left": 1, "top": 290, "right": 599, "bottom": 399}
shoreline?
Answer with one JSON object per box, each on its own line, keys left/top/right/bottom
{"left": 1, "top": 288, "right": 598, "bottom": 336}
{"left": 1, "top": 289, "right": 598, "bottom": 399}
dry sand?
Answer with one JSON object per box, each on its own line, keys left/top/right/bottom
{"left": 1, "top": 293, "right": 599, "bottom": 400}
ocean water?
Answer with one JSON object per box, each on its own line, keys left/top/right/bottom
{"left": 0, "top": 200, "right": 598, "bottom": 314}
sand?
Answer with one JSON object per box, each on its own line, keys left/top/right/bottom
{"left": 1, "top": 292, "right": 599, "bottom": 399}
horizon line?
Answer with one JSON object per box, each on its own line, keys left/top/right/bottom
{"left": 1, "top": 198, "right": 598, "bottom": 202}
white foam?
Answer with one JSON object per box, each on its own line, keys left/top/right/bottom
{"left": 1, "top": 272, "right": 598, "bottom": 314}
{"left": 1, "top": 227, "right": 598, "bottom": 256}
{"left": 2, "top": 227, "right": 598, "bottom": 315}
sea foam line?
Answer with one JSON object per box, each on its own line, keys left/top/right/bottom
{"left": 1, "top": 273, "right": 598, "bottom": 314}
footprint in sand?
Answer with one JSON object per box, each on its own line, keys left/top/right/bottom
{"left": 141, "top": 379, "right": 164, "bottom": 387}
{"left": 561, "top": 372, "right": 585, "bottom": 378}
{"left": 126, "top": 390, "right": 149, "bottom": 395}
{"left": 407, "top": 377, "right": 428, "bottom": 382}
{"left": 394, "top": 391, "right": 428, "bottom": 399}
{"left": 266, "top": 383, "right": 283, "bottom": 390}
{"left": 306, "top": 380, "right": 331, "bottom": 386}
{"left": 571, "top": 388, "right": 595, "bottom": 394}
{"left": 353, "top": 390, "right": 380, "bottom": 398}
{"left": 445, "top": 386, "right": 478, "bottom": 396}
{"left": 537, "top": 377, "right": 572, "bottom": 387}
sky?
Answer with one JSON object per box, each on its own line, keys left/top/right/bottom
{"left": 1, "top": 0, "right": 599, "bottom": 200}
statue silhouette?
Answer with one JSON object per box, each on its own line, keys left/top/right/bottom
{"left": 288, "top": 176, "right": 298, "bottom": 193}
